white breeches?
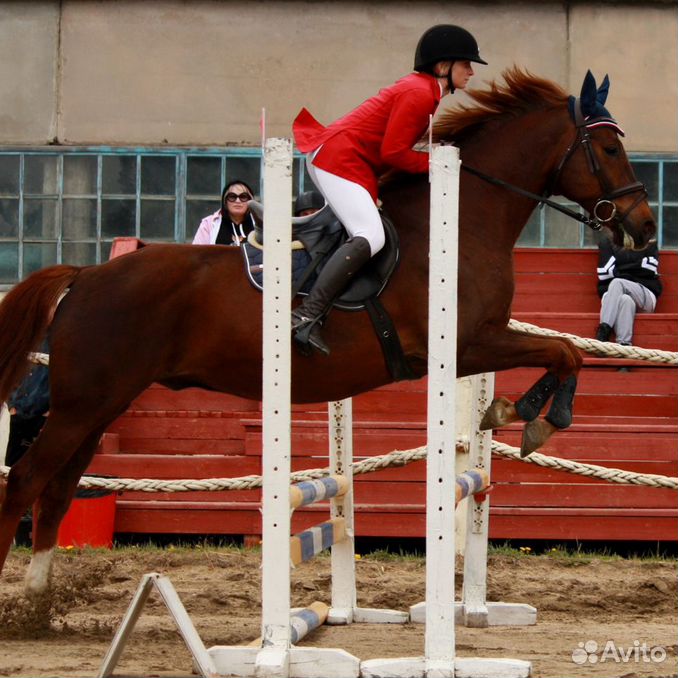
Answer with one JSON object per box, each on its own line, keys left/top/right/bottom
{"left": 306, "top": 154, "right": 385, "bottom": 256}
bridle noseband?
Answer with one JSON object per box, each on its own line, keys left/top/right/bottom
{"left": 460, "top": 98, "right": 648, "bottom": 235}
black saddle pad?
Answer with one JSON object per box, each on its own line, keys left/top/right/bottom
{"left": 242, "top": 213, "right": 399, "bottom": 310}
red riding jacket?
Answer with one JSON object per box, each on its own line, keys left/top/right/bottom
{"left": 293, "top": 72, "right": 442, "bottom": 202}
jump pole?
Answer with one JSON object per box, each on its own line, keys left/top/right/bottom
{"left": 362, "top": 145, "right": 530, "bottom": 678}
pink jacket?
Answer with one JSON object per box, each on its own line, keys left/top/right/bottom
{"left": 192, "top": 210, "right": 224, "bottom": 245}
{"left": 192, "top": 211, "right": 255, "bottom": 246}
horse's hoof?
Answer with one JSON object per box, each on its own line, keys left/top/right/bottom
{"left": 520, "top": 418, "right": 557, "bottom": 457}
{"left": 479, "top": 397, "right": 516, "bottom": 430}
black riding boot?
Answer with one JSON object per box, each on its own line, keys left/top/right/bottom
{"left": 292, "top": 236, "right": 372, "bottom": 355}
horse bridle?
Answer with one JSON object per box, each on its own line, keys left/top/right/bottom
{"left": 460, "top": 98, "right": 648, "bottom": 235}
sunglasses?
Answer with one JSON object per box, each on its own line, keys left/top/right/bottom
{"left": 225, "top": 192, "right": 252, "bottom": 203}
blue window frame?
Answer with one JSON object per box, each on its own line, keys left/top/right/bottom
{"left": 0, "top": 147, "right": 675, "bottom": 286}
{"left": 0, "top": 147, "right": 313, "bottom": 285}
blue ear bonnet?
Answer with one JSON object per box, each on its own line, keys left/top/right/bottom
{"left": 568, "top": 70, "right": 625, "bottom": 136}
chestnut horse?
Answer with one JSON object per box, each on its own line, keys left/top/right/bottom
{"left": 0, "top": 69, "right": 655, "bottom": 593}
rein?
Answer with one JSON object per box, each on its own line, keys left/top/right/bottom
{"left": 460, "top": 163, "right": 600, "bottom": 229}
{"left": 457, "top": 98, "right": 647, "bottom": 234}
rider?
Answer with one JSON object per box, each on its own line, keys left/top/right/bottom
{"left": 292, "top": 25, "right": 487, "bottom": 355}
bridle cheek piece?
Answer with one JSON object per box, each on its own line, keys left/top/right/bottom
{"left": 550, "top": 100, "right": 648, "bottom": 233}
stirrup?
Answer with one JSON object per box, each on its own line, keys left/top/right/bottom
{"left": 292, "top": 311, "right": 330, "bottom": 356}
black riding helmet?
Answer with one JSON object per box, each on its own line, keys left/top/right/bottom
{"left": 294, "top": 190, "right": 325, "bottom": 216}
{"left": 414, "top": 25, "right": 487, "bottom": 72}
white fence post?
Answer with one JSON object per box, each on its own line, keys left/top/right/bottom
{"left": 462, "top": 372, "right": 537, "bottom": 628}
{"left": 257, "top": 137, "right": 294, "bottom": 678}
{"left": 329, "top": 399, "right": 357, "bottom": 624}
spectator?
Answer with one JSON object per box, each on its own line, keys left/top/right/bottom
{"left": 192, "top": 179, "right": 256, "bottom": 247}
{"left": 294, "top": 190, "right": 325, "bottom": 217}
{"left": 291, "top": 25, "right": 486, "bottom": 355}
{"left": 595, "top": 233, "right": 662, "bottom": 345}
{"left": 5, "top": 356, "right": 49, "bottom": 468}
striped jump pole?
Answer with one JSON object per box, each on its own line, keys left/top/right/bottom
{"left": 290, "top": 475, "right": 349, "bottom": 509}
{"left": 290, "top": 602, "right": 330, "bottom": 644}
{"left": 249, "top": 602, "right": 330, "bottom": 647}
{"left": 290, "top": 517, "right": 347, "bottom": 566}
{"left": 454, "top": 469, "right": 490, "bottom": 506}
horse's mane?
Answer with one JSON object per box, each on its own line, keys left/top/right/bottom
{"left": 433, "top": 67, "right": 568, "bottom": 143}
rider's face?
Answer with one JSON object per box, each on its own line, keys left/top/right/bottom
{"left": 451, "top": 61, "right": 474, "bottom": 90}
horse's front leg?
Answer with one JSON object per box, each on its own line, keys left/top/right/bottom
{"left": 460, "top": 328, "right": 582, "bottom": 455}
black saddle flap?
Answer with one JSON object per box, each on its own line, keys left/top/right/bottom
{"left": 334, "top": 215, "right": 399, "bottom": 310}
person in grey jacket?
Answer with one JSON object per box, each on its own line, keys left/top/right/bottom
{"left": 595, "top": 234, "right": 662, "bottom": 345}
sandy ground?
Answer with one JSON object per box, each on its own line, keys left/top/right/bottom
{"left": 0, "top": 546, "right": 676, "bottom": 678}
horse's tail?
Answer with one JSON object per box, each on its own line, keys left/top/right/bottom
{"left": 0, "top": 265, "right": 81, "bottom": 404}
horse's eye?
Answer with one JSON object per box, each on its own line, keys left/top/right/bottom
{"left": 604, "top": 146, "right": 620, "bottom": 157}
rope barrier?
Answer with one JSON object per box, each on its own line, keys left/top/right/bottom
{"left": 2, "top": 438, "right": 675, "bottom": 491}
{"left": 508, "top": 319, "right": 678, "bottom": 365}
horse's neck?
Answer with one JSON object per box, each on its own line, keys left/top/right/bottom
{"left": 460, "top": 109, "right": 571, "bottom": 246}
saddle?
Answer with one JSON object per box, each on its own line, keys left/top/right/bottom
{"left": 244, "top": 200, "right": 399, "bottom": 310}
{"left": 242, "top": 201, "right": 413, "bottom": 380}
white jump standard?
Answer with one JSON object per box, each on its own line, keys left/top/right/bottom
{"left": 411, "top": 372, "right": 537, "bottom": 629}
{"left": 361, "top": 145, "right": 529, "bottom": 678}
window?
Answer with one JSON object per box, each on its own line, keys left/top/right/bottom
{"left": 0, "top": 148, "right": 314, "bottom": 285}
{"left": 517, "top": 156, "right": 678, "bottom": 249}
{"left": 0, "top": 147, "right": 674, "bottom": 285}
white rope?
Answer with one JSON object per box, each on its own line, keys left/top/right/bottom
{"left": 489, "top": 440, "right": 678, "bottom": 489}
{"left": 2, "top": 438, "right": 675, "bottom": 491}
{"left": 508, "top": 319, "right": 678, "bottom": 365}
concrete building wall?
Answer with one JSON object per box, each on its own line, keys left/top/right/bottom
{"left": 0, "top": 2, "right": 59, "bottom": 143}
{"left": 0, "top": 1, "right": 676, "bottom": 151}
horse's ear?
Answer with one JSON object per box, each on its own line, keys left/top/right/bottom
{"left": 597, "top": 74, "right": 610, "bottom": 106}
{"left": 580, "top": 70, "right": 597, "bottom": 116}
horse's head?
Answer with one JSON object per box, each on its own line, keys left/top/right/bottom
{"left": 552, "top": 70, "right": 656, "bottom": 250}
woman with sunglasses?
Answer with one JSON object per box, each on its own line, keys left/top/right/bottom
{"left": 291, "top": 25, "right": 486, "bottom": 356}
{"left": 192, "top": 179, "right": 256, "bottom": 246}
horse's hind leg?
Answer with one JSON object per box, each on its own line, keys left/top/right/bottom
{"left": 0, "top": 415, "right": 95, "bottom": 578}
{"left": 25, "top": 426, "right": 107, "bottom": 597}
